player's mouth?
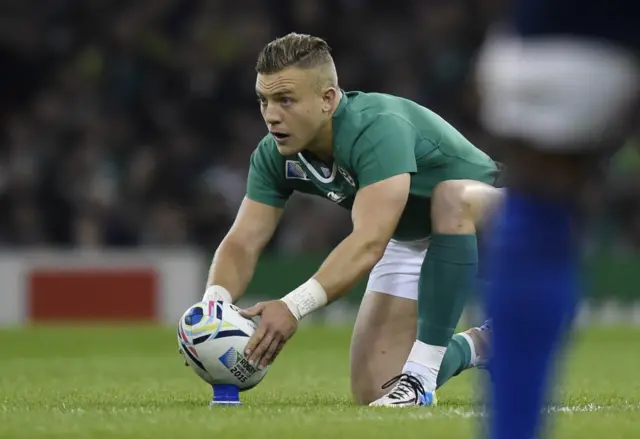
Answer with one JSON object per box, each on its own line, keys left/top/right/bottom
{"left": 270, "top": 132, "right": 290, "bottom": 142}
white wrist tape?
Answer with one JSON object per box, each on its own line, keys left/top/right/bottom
{"left": 280, "top": 278, "right": 328, "bottom": 320}
{"left": 203, "top": 285, "right": 233, "bottom": 303}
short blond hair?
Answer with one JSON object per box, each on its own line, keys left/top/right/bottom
{"left": 255, "top": 33, "right": 334, "bottom": 75}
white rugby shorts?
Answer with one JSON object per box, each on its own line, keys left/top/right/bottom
{"left": 365, "top": 238, "right": 429, "bottom": 300}
{"left": 476, "top": 30, "right": 640, "bottom": 149}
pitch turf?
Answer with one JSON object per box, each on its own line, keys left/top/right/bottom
{"left": 0, "top": 325, "right": 638, "bottom": 439}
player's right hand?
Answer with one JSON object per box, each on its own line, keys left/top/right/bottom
{"left": 202, "top": 285, "right": 233, "bottom": 303}
{"left": 240, "top": 300, "right": 298, "bottom": 369}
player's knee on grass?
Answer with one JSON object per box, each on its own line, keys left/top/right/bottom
{"left": 351, "top": 379, "right": 382, "bottom": 405}
{"left": 350, "top": 291, "right": 417, "bottom": 405}
{"left": 431, "top": 180, "right": 502, "bottom": 234}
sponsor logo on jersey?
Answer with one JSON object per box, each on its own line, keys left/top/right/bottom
{"left": 285, "top": 160, "right": 309, "bottom": 181}
{"left": 326, "top": 191, "right": 346, "bottom": 203}
{"left": 338, "top": 167, "right": 356, "bottom": 186}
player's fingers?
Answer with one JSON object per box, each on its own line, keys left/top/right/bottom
{"left": 239, "top": 302, "right": 265, "bottom": 319}
{"left": 266, "top": 343, "right": 285, "bottom": 366}
{"left": 248, "top": 330, "right": 274, "bottom": 367}
{"left": 259, "top": 337, "right": 281, "bottom": 369}
{"left": 244, "top": 319, "right": 267, "bottom": 357}
{"left": 268, "top": 341, "right": 286, "bottom": 365}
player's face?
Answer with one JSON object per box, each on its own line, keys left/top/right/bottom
{"left": 256, "top": 67, "right": 330, "bottom": 155}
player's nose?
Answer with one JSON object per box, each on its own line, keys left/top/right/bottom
{"left": 263, "top": 104, "right": 282, "bottom": 125}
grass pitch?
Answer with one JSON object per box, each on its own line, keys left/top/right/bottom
{"left": 0, "top": 325, "right": 638, "bottom": 439}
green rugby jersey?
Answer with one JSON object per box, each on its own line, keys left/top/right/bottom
{"left": 247, "top": 91, "right": 498, "bottom": 240}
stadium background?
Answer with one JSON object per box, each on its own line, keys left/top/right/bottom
{"left": 1, "top": 0, "right": 640, "bottom": 326}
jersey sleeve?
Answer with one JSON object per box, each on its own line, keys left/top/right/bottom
{"left": 246, "top": 140, "right": 292, "bottom": 208}
{"left": 352, "top": 115, "right": 419, "bottom": 188}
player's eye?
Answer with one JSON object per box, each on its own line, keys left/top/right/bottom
{"left": 256, "top": 96, "right": 267, "bottom": 106}
{"left": 280, "top": 97, "right": 293, "bottom": 105}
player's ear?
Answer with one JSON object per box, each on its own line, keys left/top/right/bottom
{"left": 321, "top": 87, "right": 337, "bottom": 113}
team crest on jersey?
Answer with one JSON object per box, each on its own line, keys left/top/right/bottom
{"left": 285, "top": 160, "right": 309, "bottom": 181}
{"left": 338, "top": 167, "right": 355, "bottom": 186}
{"left": 319, "top": 165, "right": 332, "bottom": 178}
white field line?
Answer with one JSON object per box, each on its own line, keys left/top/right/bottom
{"left": 363, "top": 403, "right": 640, "bottom": 420}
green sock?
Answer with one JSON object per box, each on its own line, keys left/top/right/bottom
{"left": 417, "top": 234, "right": 478, "bottom": 346}
{"left": 436, "top": 334, "right": 472, "bottom": 389}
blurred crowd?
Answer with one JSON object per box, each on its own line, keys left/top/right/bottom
{"left": 1, "top": 0, "right": 639, "bottom": 253}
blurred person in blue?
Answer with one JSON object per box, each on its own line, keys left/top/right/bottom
{"left": 475, "top": 0, "right": 640, "bottom": 438}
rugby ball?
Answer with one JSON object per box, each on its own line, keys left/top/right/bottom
{"left": 178, "top": 300, "right": 268, "bottom": 390}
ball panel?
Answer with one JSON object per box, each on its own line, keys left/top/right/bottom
{"left": 184, "top": 306, "right": 204, "bottom": 326}
{"left": 180, "top": 341, "right": 207, "bottom": 372}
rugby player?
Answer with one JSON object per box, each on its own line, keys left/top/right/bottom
{"left": 475, "top": 0, "right": 640, "bottom": 437}
{"left": 204, "top": 33, "right": 503, "bottom": 406}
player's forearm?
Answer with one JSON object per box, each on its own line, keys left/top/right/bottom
{"left": 314, "top": 232, "right": 384, "bottom": 301}
{"left": 280, "top": 231, "right": 386, "bottom": 319}
{"left": 207, "top": 238, "right": 260, "bottom": 302}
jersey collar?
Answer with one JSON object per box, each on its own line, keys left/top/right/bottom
{"left": 297, "top": 152, "right": 337, "bottom": 183}
{"left": 296, "top": 91, "right": 347, "bottom": 181}
{"left": 331, "top": 90, "right": 349, "bottom": 136}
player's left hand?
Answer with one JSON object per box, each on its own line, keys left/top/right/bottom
{"left": 240, "top": 300, "right": 298, "bottom": 369}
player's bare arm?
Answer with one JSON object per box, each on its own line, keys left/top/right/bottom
{"left": 240, "top": 173, "right": 411, "bottom": 369}
{"left": 313, "top": 173, "right": 411, "bottom": 298}
{"left": 204, "top": 197, "right": 283, "bottom": 303}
